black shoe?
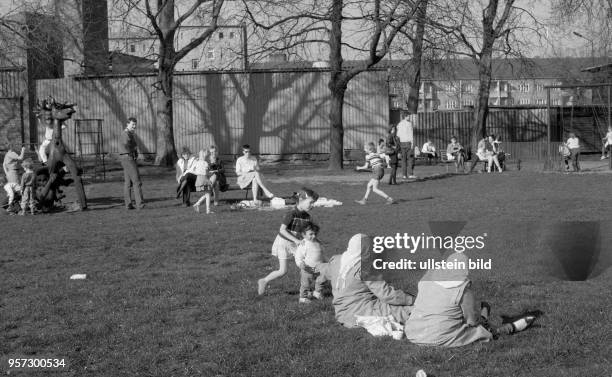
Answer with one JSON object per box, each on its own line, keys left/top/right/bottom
{"left": 126, "top": 204, "right": 135, "bottom": 210}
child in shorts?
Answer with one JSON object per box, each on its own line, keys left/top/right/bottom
{"left": 601, "top": 126, "right": 612, "bottom": 160}
{"left": 294, "top": 223, "right": 326, "bottom": 303}
{"left": 258, "top": 187, "right": 319, "bottom": 295}
{"left": 355, "top": 142, "right": 395, "bottom": 205}
{"left": 193, "top": 149, "right": 213, "bottom": 214}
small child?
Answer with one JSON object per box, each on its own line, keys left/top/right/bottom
{"left": 355, "top": 142, "right": 395, "bottom": 205}
{"left": 377, "top": 138, "right": 391, "bottom": 168}
{"left": 19, "top": 158, "right": 36, "bottom": 215}
{"left": 294, "top": 223, "right": 326, "bottom": 303}
{"left": 258, "top": 187, "right": 319, "bottom": 296}
{"left": 193, "top": 149, "right": 213, "bottom": 214}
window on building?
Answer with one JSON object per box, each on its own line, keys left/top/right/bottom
{"left": 462, "top": 99, "right": 474, "bottom": 106}
{"left": 507, "top": 98, "right": 514, "bottom": 105}
{"left": 536, "top": 84, "right": 544, "bottom": 92}
{"left": 463, "top": 83, "right": 474, "bottom": 92}
{"left": 229, "top": 32, "right": 235, "bottom": 39}
{"left": 445, "top": 83, "right": 455, "bottom": 92}
{"left": 219, "top": 32, "right": 224, "bottom": 39}
{"left": 130, "top": 44, "right": 136, "bottom": 53}
{"left": 536, "top": 98, "right": 545, "bottom": 105}
{"left": 191, "top": 59, "right": 198, "bottom": 69}
{"left": 553, "top": 99, "right": 560, "bottom": 105}
{"left": 446, "top": 100, "right": 457, "bottom": 109}
{"left": 518, "top": 82, "right": 530, "bottom": 92}
{"left": 207, "top": 49, "right": 215, "bottom": 60}
{"left": 519, "top": 98, "right": 530, "bottom": 105}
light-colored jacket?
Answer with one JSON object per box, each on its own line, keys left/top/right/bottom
{"left": 318, "top": 255, "right": 413, "bottom": 328}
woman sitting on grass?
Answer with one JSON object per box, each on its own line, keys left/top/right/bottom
{"left": 404, "top": 252, "right": 541, "bottom": 347}
{"left": 317, "top": 234, "right": 415, "bottom": 328}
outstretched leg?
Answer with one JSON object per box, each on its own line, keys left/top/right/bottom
{"left": 252, "top": 172, "right": 273, "bottom": 198}
{"left": 62, "top": 154, "right": 87, "bottom": 210}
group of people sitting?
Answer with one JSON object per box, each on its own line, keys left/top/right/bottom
{"left": 174, "top": 144, "right": 275, "bottom": 213}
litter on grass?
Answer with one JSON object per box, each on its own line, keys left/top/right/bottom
{"left": 70, "top": 274, "right": 87, "bottom": 280}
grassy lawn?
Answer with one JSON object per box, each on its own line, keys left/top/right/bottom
{"left": 1, "top": 167, "right": 612, "bottom": 377}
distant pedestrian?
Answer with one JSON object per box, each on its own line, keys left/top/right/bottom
{"left": 396, "top": 115, "right": 416, "bottom": 179}
{"left": 119, "top": 117, "right": 144, "bottom": 210}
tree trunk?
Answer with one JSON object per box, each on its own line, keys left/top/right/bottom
{"left": 328, "top": 0, "right": 344, "bottom": 170}
{"left": 471, "top": 53, "right": 492, "bottom": 149}
{"left": 329, "top": 85, "right": 346, "bottom": 170}
{"left": 154, "top": 67, "right": 177, "bottom": 166}
{"left": 404, "top": 0, "right": 427, "bottom": 113}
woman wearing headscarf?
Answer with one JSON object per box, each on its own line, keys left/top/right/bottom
{"left": 404, "top": 252, "right": 540, "bottom": 347}
{"left": 317, "top": 234, "right": 414, "bottom": 328}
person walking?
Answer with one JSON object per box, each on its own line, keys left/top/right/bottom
{"left": 119, "top": 117, "right": 144, "bottom": 210}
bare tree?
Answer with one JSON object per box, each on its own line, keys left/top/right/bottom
{"left": 244, "top": 0, "right": 426, "bottom": 169}
{"left": 113, "top": 0, "right": 225, "bottom": 166}
{"left": 427, "top": 0, "right": 545, "bottom": 148}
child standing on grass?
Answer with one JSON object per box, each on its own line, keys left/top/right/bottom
{"left": 294, "top": 223, "right": 326, "bottom": 303}
{"left": 355, "top": 142, "right": 395, "bottom": 205}
{"left": 193, "top": 149, "right": 213, "bottom": 214}
{"left": 377, "top": 138, "right": 391, "bottom": 168}
{"left": 19, "top": 158, "right": 36, "bottom": 215}
{"left": 258, "top": 188, "right": 319, "bottom": 296}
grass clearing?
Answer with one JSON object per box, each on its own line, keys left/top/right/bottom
{"left": 1, "top": 167, "right": 612, "bottom": 377}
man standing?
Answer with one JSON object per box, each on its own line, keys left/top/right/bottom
{"left": 119, "top": 117, "right": 144, "bottom": 210}
{"left": 396, "top": 115, "right": 417, "bottom": 179}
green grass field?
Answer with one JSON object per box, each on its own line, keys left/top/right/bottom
{"left": 2, "top": 166, "right": 612, "bottom": 377}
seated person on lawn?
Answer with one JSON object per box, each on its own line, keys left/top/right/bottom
{"left": 176, "top": 146, "right": 198, "bottom": 207}
{"left": 235, "top": 144, "right": 274, "bottom": 205}
{"left": 317, "top": 234, "right": 414, "bottom": 328}
{"left": 446, "top": 136, "right": 466, "bottom": 171}
{"left": 405, "top": 251, "right": 541, "bottom": 347}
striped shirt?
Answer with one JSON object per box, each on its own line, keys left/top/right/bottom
{"left": 366, "top": 152, "right": 384, "bottom": 168}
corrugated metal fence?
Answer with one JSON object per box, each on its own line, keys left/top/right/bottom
{"left": 0, "top": 68, "right": 26, "bottom": 150}
{"left": 36, "top": 70, "right": 389, "bottom": 156}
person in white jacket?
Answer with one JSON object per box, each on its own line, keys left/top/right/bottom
{"left": 294, "top": 223, "right": 326, "bottom": 303}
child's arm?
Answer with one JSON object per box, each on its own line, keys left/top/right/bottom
{"left": 278, "top": 224, "right": 300, "bottom": 244}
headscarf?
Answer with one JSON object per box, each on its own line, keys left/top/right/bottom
{"left": 431, "top": 252, "right": 469, "bottom": 289}
{"left": 337, "top": 234, "right": 370, "bottom": 290}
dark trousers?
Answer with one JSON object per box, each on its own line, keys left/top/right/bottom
{"left": 120, "top": 157, "right": 143, "bottom": 207}
{"left": 388, "top": 153, "right": 398, "bottom": 184}
{"left": 177, "top": 173, "right": 197, "bottom": 205}
{"left": 400, "top": 142, "right": 414, "bottom": 177}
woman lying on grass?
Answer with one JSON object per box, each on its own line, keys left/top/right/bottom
{"left": 317, "top": 234, "right": 414, "bottom": 328}
{"left": 404, "top": 252, "right": 541, "bottom": 347}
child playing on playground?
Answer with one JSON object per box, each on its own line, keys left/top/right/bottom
{"left": 601, "top": 126, "right": 612, "bottom": 160}
{"left": 193, "top": 149, "right": 213, "bottom": 214}
{"left": 355, "top": 142, "right": 395, "bottom": 205}
{"left": 19, "top": 158, "right": 36, "bottom": 215}
{"left": 294, "top": 222, "right": 326, "bottom": 303}
{"left": 258, "top": 187, "right": 319, "bottom": 296}
{"left": 3, "top": 145, "right": 25, "bottom": 213}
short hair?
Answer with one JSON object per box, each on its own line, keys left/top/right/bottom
{"left": 450, "top": 136, "right": 457, "bottom": 140}
{"left": 365, "top": 142, "right": 376, "bottom": 152}
{"left": 127, "top": 117, "right": 137, "bottom": 123}
{"left": 21, "top": 158, "right": 33, "bottom": 170}
{"left": 181, "top": 146, "right": 192, "bottom": 155}
{"left": 242, "top": 144, "right": 250, "bottom": 150}
{"left": 488, "top": 134, "right": 496, "bottom": 139}
{"left": 378, "top": 138, "right": 385, "bottom": 144}
{"left": 299, "top": 222, "right": 320, "bottom": 235}
{"left": 297, "top": 187, "right": 319, "bottom": 202}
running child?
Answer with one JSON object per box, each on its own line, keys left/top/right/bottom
{"left": 294, "top": 223, "right": 326, "bottom": 303}
{"left": 258, "top": 188, "right": 319, "bottom": 295}
{"left": 355, "top": 142, "right": 395, "bottom": 205}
